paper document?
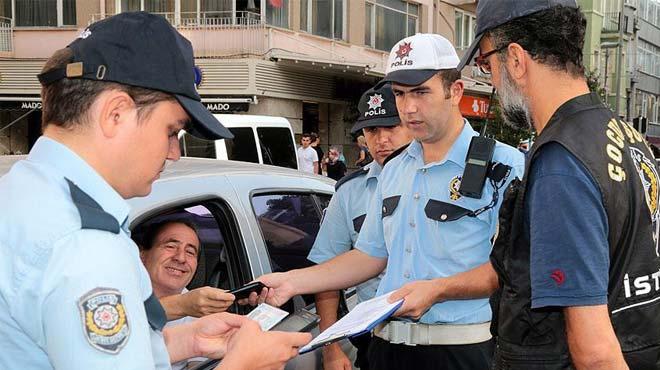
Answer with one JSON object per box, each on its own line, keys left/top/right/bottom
{"left": 299, "top": 292, "right": 403, "bottom": 354}
{"left": 247, "top": 303, "right": 289, "bottom": 331}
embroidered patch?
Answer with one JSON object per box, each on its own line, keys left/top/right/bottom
{"left": 449, "top": 175, "right": 462, "bottom": 201}
{"left": 78, "top": 288, "right": 130, "bottom": 354}
{"left": 630, "top": 147, "right": 660, "bottom": 257}
{"left": 550, "top": 269, "right": 565, "bottom": 286}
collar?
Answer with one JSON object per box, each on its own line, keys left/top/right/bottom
{"left": 28, "top": 136, "right": 131, "bottom": 232}
{"left": 365, "top": 160, "right": 382, "bottom": 184}
{"left": 403, "top": 119, "right": 477, "bottom": 169}
{"left": 541, "top": 92, "right": 604, "bottom": 138}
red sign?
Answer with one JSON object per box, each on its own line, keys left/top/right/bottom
{"left": 460, "top": 95, "right": 492, "bottom": 119}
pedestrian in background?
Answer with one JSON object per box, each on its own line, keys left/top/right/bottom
{"left": 323, "top": 145, "right": 347, "bottom": 181}
{"left": 354, "top": 135, "right": 372, "bottom": 167}
{"left": 297, "top": 133, "right": 319, "bottom": 174}
{"left": 311, "top": 132, "right": 324, "bottom": 175}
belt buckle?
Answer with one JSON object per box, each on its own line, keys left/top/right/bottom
{"left": 389, "top": 321, "right": 417, "bottom": 346}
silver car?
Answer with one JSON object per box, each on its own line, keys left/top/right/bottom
{"left": 0, "top": 156, "right": 357, "bottom": 370}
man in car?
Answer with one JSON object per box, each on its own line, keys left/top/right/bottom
{"left": 252, "top": 34, "right": 524, "bottom": 370}
{"left": 308, "top": 84, "right": 413, "bottom": 370}
{"left": 137, "top": 218, "right": 236, "bottom": 321}
{"left": 0, "top": 12, "right": 309, "bottom": 370}
{"left": 457, "top": 0, "right": 660, "bottom": 368}
{"left": 137, "top": 218, "right": 236, "bottom": 370}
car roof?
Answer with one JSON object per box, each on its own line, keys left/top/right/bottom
{"left": 212, "top": 114, "right": 292, "bottom": 128}
{"left": 0, "top": 155, "right": 334, "bottom": 187}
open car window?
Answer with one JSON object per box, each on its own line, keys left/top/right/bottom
{"left": 131, "top": 200, "right": 250, "bottom": 313}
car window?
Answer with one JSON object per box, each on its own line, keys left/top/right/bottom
{"left": 251, "top": 193, "right": 327, "bottom": 308}
{"left": 180, "top": 133, "right": 216, "bottom": 159}
{"left": 131, "top": 201, "right": 250, "bottom": 309}
{"left": 226, "top": 127, "right": 259, "bottom": 163}
{"left": 257, "top": 127, "right": 297, "bottom": 169}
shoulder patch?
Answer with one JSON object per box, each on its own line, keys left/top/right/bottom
{"left": 335, "top": 167, "right": 369, "bottom": 191}
{"left": 66, "top": 178, "right": 120, "bottom": 234}
{"left": 383, "top": 143, "right": 410, "bottom": 166}
{"left": 143, "top": 293, "right": 167, "bottom": 332}
{"left": 78, "top": 287, "right": 130, "bottom": 354}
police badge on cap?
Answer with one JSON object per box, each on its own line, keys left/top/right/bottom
{"left": 78, "top": 287, "right": 130, "bottom": 354}
{"left": 351, "top": 84, "right": 401, "bottom": 134}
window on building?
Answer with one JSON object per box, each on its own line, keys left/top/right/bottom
{"left": 14, "top": 0, "right": 76, "bottom": 27}
{"left": 365, "top": 0, "right": 418, "bottom": 51}
{"left": 300, "top": 0, "right": 344, "bottom": 40}
{"left": 638, "top": 39, "right": 660, "bottom": 77}
{"left": 454, "top": 9, "right": 476, "bottom": 50}
{"left": 266, "top": 0, "right": 288, "bottom": 28}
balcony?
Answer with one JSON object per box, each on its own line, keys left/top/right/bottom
{"left": 603, "top": 12, "right": 621, "bottom": 33}
{"left": 0, "top": 16, "right": 12, "bottom": 53}
{"left": 90, "top": 11, "right": 388, "bottom": 75}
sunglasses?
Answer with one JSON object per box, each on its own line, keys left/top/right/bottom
{"left": 474, "top": 44, "right": 509, "bottom": 74}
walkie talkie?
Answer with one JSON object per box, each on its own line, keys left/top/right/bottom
{"left": 458, "top": 88, "right": 497, "bottom": 199}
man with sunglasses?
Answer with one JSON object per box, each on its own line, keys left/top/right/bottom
{"left": 308, "top": 84, "right": 413, "bottom": 370}
{"left": 252, "top": 34, "right": 524, "bottom": 370}
{"left": 458, "top": 1, "right": 660, "bottom": 369}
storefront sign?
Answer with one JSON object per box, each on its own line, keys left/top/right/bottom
{"left": 0, "top": 100, "right": 42, "bottom": 110}
{"left": 205, "top": 102, "right": 250, "bottom": 113}
{"left": 459, "top": 95, "right": 492, "bottom": 119}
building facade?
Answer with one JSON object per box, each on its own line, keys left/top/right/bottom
{"left": 579, "top": 0, "right": 659, "bottom": 146}
{"left": 0, "top": 0, "right": 488, "bottom": 165}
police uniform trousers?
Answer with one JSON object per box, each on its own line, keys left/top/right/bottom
{"left": 367, "top": 337, "right": 494, "bottom": 370}
{"left": 349, "top": 332, "right": 372, "bottom": 369}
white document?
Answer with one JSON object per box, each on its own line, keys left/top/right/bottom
{"left": 299, "top": 292, "right": 403, "bottom": 354}
{"left": 247, "top": 303, "right": 289, "bottom": 331}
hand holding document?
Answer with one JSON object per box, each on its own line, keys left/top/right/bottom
{"left": 299, "top": 292, "right": 404, "bottom": 354}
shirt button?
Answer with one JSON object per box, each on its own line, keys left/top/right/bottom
{"left": 441, "top": 214, "right": 448, "bottom": 221}
{"left": 382, "top": 206, "right": 387, "bottom": 213}
{"left": 413, "top": 193, "right": 420, "bottom": 200}
{"left": 405, "top": 246, "right": 412, "bottom": 253}
{"left": 404, "top": 272, "right": 411, "bottom": 279}
{"left": 421, "top": 168, "right": 427, "bottom": 174}
{"left": 409, "top": 222, "right": 415, "bottom": 228}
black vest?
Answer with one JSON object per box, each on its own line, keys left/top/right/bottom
{"left": 491, "top": 93, "right": 660, "bottom": 370}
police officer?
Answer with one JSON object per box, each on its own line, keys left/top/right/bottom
{"left": 253, "top": 34, "right": 524, "bottom": 370}
{"left": 458, "top": 1, "right": 660, "bottom": 369}
{"left": 308, "top": 84, "right": 413, "bottom": 370}
{"left": 0, "top": 12, "right": 309, "bottom": 370}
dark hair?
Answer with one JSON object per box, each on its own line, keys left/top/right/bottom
{"left": 436, "top": 69, "right": 461, "bottom": 99}
{"left": 40, "top": 47, "right": 176, "bottom": 130}
{"left": 135, "top": 218, "right": 199, "bottom": 252}
{"left": 301, "top": 133, "right": 312, "bottom": 139}
{"left": 486, "top": 6, "right": 587, "bottom": 77}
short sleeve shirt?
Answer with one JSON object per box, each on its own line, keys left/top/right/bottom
{"left": 527, "top": 142, "right": 609, "bottom": 309}
{"left": 0, "top": 137, "right": 170, "bottom": 369}
{"left": 297, "top": 146, "right": 318, "bottom": 174}
{"left": 308, "top": 161, "right": 384, "bottom": 303}
{"left": 356, "top": 121, "right": 525, "bottom": 324}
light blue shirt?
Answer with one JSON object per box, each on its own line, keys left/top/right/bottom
{"left": 356, "top": 121, "right": 525, "bottom": 325}
{"left": 308, "top": 161, "right": 383, "bottom": 303}
{"left": 0, "top": 137, "right": 171, "bottom": 369}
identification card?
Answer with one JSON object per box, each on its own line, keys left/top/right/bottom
{"left": 247, "top": 303, "right": 289, "bottom": 331}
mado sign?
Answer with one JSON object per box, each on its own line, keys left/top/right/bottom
{"left": 205, "top": 102, "right": 249, "bottom": 113}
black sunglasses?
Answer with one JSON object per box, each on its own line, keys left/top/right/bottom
{"left": 474, "top": 44, "right": 509, "bottom": 74}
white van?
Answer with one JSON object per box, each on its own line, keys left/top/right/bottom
{"left": 179, "top": 114, "right": 299, "bottom": 170}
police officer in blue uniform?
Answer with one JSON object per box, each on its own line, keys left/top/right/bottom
{"left": 253, "top": 34, "right": 524, "bottom": 370}
{"left": 0, "top": 12, "right": 309, "bottom": 370}
{"left": 308, "top": 84, "right": 413, "bottom": 370}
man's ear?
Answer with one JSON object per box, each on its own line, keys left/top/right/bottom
{"left": 450, "top": 79, "right": 464, "bottom": 106}
{"left": 97, "top": 91, "right": 136, "bottom": 139}
{"left": 505, "top": 43, "right": 528, "bottom": 82}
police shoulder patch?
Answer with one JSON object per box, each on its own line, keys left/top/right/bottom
{"left": 335, "top": 167, "right": 369, "bottom": 191}
{"left": 78, "top": 287, "right": 130, "bottom": 354}
{"left": 449, "top": 175, "right": 462, "bottom": 201}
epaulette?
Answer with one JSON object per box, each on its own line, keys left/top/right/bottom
{"left": 66, "top": 178, "right": 120, "bottom": 234}
{"left": 383, "top": 143, "right": 410, "bottom": 166}
{"left": 335, "top": 167, "right": 369, "bottom": 191}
